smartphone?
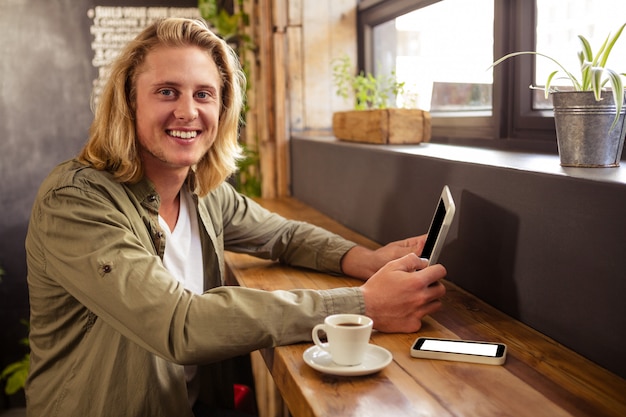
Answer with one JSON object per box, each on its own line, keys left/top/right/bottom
{"left": 421, "top": 185, "right": 456, "bottom": 265}
{"left": 410, "top": 337, "right": 507, "bottom": 365}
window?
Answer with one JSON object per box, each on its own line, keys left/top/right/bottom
{"left": 533, "top": 0, "right": 626, "bottom": 110}
{"left": 371, "top": 0, "right": 493, "bottom": 114}
{"left": 358, "top": 0, "right": 626, "bottom": 151}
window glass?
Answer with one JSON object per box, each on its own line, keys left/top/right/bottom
{"left": 372, "top": 0, "right": 494, "bottom": 113}
{"left": 534, "top": 0, "right": 626, "bottom": 109}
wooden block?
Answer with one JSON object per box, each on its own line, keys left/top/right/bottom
{"left": 332, "top": 108, "right": 432, "bottom": 144}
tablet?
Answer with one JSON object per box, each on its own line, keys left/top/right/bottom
{"left": 421, "top": 185, "right": 456, "bottom": 265}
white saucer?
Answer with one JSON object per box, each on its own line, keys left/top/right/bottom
{"left": 303, "top": 344, "right": 393, "bottom": 376}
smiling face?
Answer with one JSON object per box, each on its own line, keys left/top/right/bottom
{"left": 134, "top": 45, "right": 222, "bottom": 183}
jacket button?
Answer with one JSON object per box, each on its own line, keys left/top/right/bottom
{"left": 102, "top": 265, "right": 112, "bottom": 273}
{"left": 148, "top": 195, "right": 157, "bottom": 202}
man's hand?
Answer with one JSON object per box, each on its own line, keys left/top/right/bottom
{"left": 360, "top": 253, "right": 446, "bottom": 333}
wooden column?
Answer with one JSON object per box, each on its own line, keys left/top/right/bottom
{"left": 245, "top": 0, "right": 356, "bottom": 197}
{"left": 273, "top": 0, "right": 290, "bottom": 197}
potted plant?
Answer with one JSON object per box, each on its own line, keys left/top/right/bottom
{"left": 491, "top": 23, "right": 626, "bottom": 167}
{"left": 331, "top": 55, "right": 431, "bottom": 144}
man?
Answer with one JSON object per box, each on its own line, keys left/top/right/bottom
{"left": 25, "top": 18, "right": 446, "bottom": 417}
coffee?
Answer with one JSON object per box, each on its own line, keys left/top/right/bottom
{"left": 312, "top": 314, "right": 373, "bottom": 366}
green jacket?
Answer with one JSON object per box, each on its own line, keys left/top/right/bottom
{"left": 25, "top": 160, "right": 363, "bottom": 417}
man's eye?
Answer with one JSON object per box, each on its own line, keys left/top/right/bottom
{"left": 196, "top": 91, "right": 212, "bottom": 99}
{"left": 159, "top": 89, "right": 175, "bottom": 97}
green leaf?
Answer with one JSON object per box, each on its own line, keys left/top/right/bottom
{"left": 599, "top": 23, "right": 626, "bottom": 68}
{"left": 490, "top": 51, "right": 582, "bottom": 90}
{"left": 593, "top": 35, "right": 610, "bottom": 68}
{"left": 590, "top": 67, "right": 604, "bottom": 101}
{"left": 580, "top": 60, "right": 592, "bottom": 90}
{"left": 577, "top": 34, "right": 594, "bottom": 63}
{"left": 605, "top": 68, "right": 624, "bottom": 130}
{"left": 1, "top": 354, "right": 30, "bottom": 395}
{"left": 544, "top": 70, "right": 559, "bottom": 98}
{"left": 4, "top": 368, "right": 28, "bottom": 395}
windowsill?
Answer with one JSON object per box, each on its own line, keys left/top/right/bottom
{"left": 292, "top": 131, "right": 626, "bottom": 185}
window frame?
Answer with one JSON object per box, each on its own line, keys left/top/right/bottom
{"left": 357, "top": 0, "right": 560, "bottom": 153}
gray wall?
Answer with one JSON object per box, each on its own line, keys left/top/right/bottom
{"left": 0, "top": 2, "right": 95, "bottom": 407}
{"left": 291, "top": 134, "right": 626, "bottom": 379}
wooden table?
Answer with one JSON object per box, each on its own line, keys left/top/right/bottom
{"left": 225, "top": 197, "right": 626, "bottom": 417}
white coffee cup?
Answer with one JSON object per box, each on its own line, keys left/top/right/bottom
{"left": 312, "top": 314, "right": 373, "bottom": 366}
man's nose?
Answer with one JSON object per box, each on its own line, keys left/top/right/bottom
{"left": 174, "top": 96, "right": 198, "bottom": 121}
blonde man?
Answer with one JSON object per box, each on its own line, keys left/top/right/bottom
{"left": 26, "top": 18, "right": 446, "bottom": 417}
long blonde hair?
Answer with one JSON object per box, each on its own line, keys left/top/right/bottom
{"left": 79, "top": 18, "right": 246, "bottom": 196}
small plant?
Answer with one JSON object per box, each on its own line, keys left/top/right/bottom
{"left": 1, "top": 319, "right": 30, "bottom": 395}
{"left": 490, "top": 23, "right": 626, "bottom": 129}
{"left": 235, "top": 143, "right": 261, "bottom": 197}
{"left": 198, "top": 0, "right": 252, "bottom": 48}
{"left": 332, "top": 54, "right": 405, "bottom": 110}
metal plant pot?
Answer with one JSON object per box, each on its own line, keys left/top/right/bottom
{"left": 553, "top": 91, "right": 626, "bottom": 167}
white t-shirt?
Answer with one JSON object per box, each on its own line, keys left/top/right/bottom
{"left": 158, "top": 189, "right": 204, "bottom": 295}
{"left": 158, "top": 189, "right": 204, "bottom": 406}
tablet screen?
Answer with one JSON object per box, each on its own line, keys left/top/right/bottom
{"left": 421, "top": 199, "right": 446, "bottom": 260}
{"left": 421, "top": 186, "right": 455, "bottom": 265}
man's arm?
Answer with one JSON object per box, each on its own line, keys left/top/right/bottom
{"left": 341, "top": 235, "right": 428, "bottom": 280}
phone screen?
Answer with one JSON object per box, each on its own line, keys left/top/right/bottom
{"left": 421, "top": 199, "right": 446, "bottom": 260}
{"left": 418, "top": 339, "right": 500, "bottom": 357}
